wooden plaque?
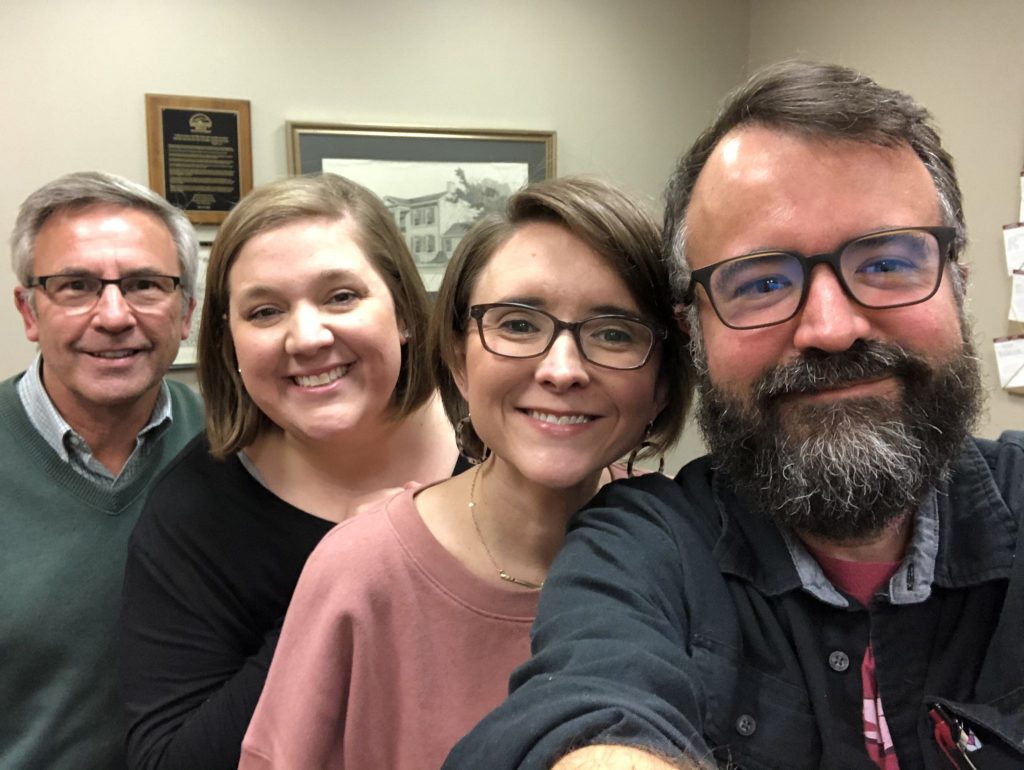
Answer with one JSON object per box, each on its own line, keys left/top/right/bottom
{"left": 146, "top": 94, "right": 252, "bottom": 224}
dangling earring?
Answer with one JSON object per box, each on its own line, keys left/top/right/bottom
{"left": 627, "top": 421, "right": 665, "bottom": 478}
{"left": 455, "top": 414, "right": 491, "bottom": 465}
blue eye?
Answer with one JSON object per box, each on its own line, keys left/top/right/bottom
{"left": 733, "top": 274, "right": 792, "bottom": 297}
{"left": 857, "top": 258, "right": 918, "bottom": 275}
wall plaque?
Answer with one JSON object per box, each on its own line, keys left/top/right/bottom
{"left": 146, "top": 94, "right": 252, "bottom": 224}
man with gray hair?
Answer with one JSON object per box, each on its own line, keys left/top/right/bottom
{"left": 446, "top": 62, "right": 1024, "bottom": 769}
{"left": 0, "top": 171, "right": 204, "bottom": 769}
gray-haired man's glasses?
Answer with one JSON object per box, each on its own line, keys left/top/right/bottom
{"left": 28, "top": 273, "right": 182, "bottom": 314}
{"left": 681, "top": 226, "right": 956, "bottom": 330}
{"left": 468, "top": 303, "right": 665, "bottom": 371}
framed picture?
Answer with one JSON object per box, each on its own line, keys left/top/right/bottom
{"left": 173, "top": 241, "right": 212, "bottom": 368}
{"left": 287, "top": 122, "right": 556, "bottom": 290}
{"left": 146, "top": 94, "right": 253, "bottom": 225}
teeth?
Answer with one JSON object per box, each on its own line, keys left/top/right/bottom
{"left": 294, "top": 365, "right": 349, "bottom": 388}
{"left": 528, "top": 410, "right": 591, "bottom": 425}
{"left": 93, "top": 350, "right": 135, "bottom": 359}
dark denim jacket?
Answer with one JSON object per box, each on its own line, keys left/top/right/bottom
{"left": 445, "top": 433, "right": 1024, "bottom": 770}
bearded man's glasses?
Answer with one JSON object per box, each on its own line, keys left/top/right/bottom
{"left": 682, "top": 226, "right": 956, "bottom": 330}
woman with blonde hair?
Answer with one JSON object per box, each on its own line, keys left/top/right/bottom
{"left": 118, "top": 173, "right": 461, "bottom": 769}
{"left": 240, "top": 175, "right": 692, "bottom": 769}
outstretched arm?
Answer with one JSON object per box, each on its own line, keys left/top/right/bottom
{"left": 445, "top": 471, "right": 726, "bottom": 769}
{"left": 553, "top": 745, "right": 711, "bottom": 769}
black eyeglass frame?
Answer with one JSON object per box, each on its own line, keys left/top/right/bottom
{"left": 681, "top": 226, "right": 957, "bottom": 330}
{"left": 467, "top": 302, "right": 667, "bottom": 371}
{"left": 28, "top": 273, "right": 182, "bottom": 301}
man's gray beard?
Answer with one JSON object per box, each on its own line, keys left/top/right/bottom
{"left": 694, "top": 336, "right": 983, "bottom": 542}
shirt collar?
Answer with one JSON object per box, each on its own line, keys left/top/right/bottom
{"left": 712, "top": 438, "right": 1015, "bottom": 607}
{"left": 17, "top": 353, "right": 173, "bottom": 479}
{"left": 778, "top": 492, "right": 939, "bottom": 608}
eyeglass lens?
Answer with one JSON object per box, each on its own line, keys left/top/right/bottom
{"left": 38, "top": 275, "right": 179, "bottom": 310}
{"left": 708, "top": 229, "right": 944, "bottom": 329}
{"left": 478, "top": 305, "right": 655, "bottom": 369}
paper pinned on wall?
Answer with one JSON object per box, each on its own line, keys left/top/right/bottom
{"left": 993, "top": 335, "right": 1024, "bottom": 393}
{"left": 1003, "top": 223, "right": 1024, "bottom": 275}
{"left": 1011, "top": 271, "right": 1024, "bottom": 322}
{"left": 1019, "top": 171, "right": 1024, "bottom": 222}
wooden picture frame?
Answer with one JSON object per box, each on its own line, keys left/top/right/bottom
{"left": 286, "top": 122, "right": 556, "bottom": 290}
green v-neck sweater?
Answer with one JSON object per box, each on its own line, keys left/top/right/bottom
{"left": 0, "top": 374, "right": 203, "bottom": 770}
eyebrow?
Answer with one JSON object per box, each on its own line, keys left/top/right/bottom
{"left": 496, "top": 296, "right": 643, "bottom": 318}
{"left": 39, "top": 266, "right": 175, "bottom": 277}
{"left": 726, "top": 227, "right": 914, "bottom": 264}
{"left": 234, "top": 268, "right": 367, "bottom": 301}
{"left": 713, "top": 252, "right": 793, "bottom": 283}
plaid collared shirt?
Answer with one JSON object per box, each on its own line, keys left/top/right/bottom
{"left": 16, "top": 354, "right": 173, "bottom": 486}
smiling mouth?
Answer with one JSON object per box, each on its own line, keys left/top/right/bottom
{"left": 89, "top": 350, "right": 141, "bottom": 359}
{"left": 790, "top": 377, "right": 892, "bottom": 399}
{"left": 527, "top": 410, "right": 594, "bottom": 425}
{"left": 293, "top": 365, "right": 351, "bottom": 388}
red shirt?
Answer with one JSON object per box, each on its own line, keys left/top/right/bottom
{"left": 810, "top": 548, "right": 901, "bottom": 770}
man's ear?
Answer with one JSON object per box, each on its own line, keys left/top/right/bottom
{"left": 14, "top": 288, "right": 39, "bottom": 342}
{"left": 672, "top": 303, "right": 690, "bottom": 338}
{"left": 180, "top": 297, "right": 197, "bottom": 341}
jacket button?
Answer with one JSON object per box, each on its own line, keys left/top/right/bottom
{"left": 829, "top": 650, "right": 850, "bottom": 672}
{"left": 735, "top": 714, "right": 757, "bottom": 737}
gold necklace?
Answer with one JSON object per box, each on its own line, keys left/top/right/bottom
{"left": 468, "top": 464, "right": 544, "bottom": 590}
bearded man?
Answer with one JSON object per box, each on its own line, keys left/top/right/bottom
{"left": 445, "top": 61, "right": 1024, "bottom": 770}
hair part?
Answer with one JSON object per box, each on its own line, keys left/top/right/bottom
{"left": 663, "top": 60, "right": 966, "bottom": 302}
{"left": 428, "top": 175, "right": 693, "bottom": 461}
{"left": 199, "top": 172, "right": 434, "bottom": 457}
{"left": 10, "top": 171, "right": 199, "bottom": 303}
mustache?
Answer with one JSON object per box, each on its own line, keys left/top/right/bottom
{"left": 752, "top": 340, "right": 931, "bottom": 404}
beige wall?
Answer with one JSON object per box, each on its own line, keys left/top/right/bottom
{"left": 3, "top": 0, "right": 1021, "bottom": 471}
{"left": 748, "top": 0, "right": 1024, "bottom": 440}
{"left": 0, "top": 0, "right": 750, "bottom": 470}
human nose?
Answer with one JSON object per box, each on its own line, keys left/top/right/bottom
{"left": 91, "top": 283, "right": 136, "bottom": 332}
{"left": 534, "top": 330, "right": 591, "bottom": 390}
{"left": 284, "top": 304, "right": 334, "bottom": 355}
{"left": 791, "top": 265, "right": 872, "bottom": 353}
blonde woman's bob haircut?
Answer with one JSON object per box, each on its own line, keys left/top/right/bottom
{"left": 429, "top": 175, "right": 693, "bottom": 463}
{"left": 199, "top": 173, "right": 434, "bottom": 457}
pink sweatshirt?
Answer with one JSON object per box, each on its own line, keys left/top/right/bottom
{"left": 239, "top": 485, "right": 539, "bottom": 769}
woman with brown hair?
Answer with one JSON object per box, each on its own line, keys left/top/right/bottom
{"left": 240, "top": 175, "right": 692, "bottom": 769}
{"left": 118, "top": 173, "right": 461, "bottom": 769}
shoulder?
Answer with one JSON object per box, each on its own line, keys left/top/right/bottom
{"left": 305, "top": 489, "right": 412, "bottom": 570}
{"left": 558, "top": 458, "right": 722, "bottom": 593}
{"left": 0, "top": 372, "right": 22, "bottom": 394}
{"left": 969, "top": 432, "right": 1024, "bottom": 516}
{"left": 0, "top": 373, "right": 28, "bottom": 424}
{"left": 578, "top": 456, "right": 718, "bottom": 541}
{"left": 995, "top": 430, "right": 1024, "bottom": 451}
{"left": 165, "top": 379, "right": 204, "bottom": 428}
{"left": 288, "top": 491, "right": 413, "bottom": 608}
{"left": 148, "top": 432, "right": 232, "bottom": 495}
{"left": 131, "top": 434, "right": 248, "bottom": 545}
{"left": 0, "top": 373, "right": 30, "bottom": 433}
